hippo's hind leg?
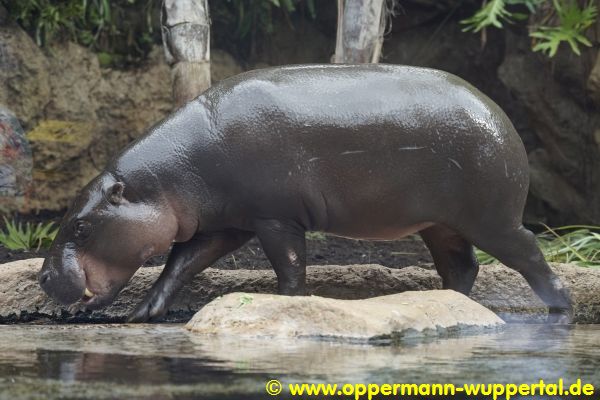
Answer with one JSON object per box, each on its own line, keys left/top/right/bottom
{"left": 419, "top": 225, "right": 479, "bottom": 295}
{"left": 469, "top": 224, "right": 573, "bottom": 323}
{"left": 254, "top": 219, "right": 307, "bottom": 296}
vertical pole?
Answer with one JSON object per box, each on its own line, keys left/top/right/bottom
{"left": 161, "top": 0, "right": 211, "bottom": 107}
{"left": 333, "top": 0, "right": 388, "bottom": 64}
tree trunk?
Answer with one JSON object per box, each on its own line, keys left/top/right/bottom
{"left": 161, "top": 0, "right": 210, "bottom": 107}
{"left": 333, "top": 0, "right": 388, "bottom": 63}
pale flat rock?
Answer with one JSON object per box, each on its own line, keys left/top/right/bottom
{"left": 185, "top": 291, "right": 504, "bottom": 341}
{"left": 0, "top": 258, "right": 599, "bottom": 323}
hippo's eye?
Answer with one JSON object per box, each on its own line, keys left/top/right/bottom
{"left": 73, "top": 220, "right": 91, "bottom": 239}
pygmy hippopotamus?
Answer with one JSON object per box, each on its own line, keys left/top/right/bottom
{"left": 39, "top": 64, "right": 572, "bottom": 323}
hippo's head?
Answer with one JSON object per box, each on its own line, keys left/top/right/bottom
{"left": 39, "top": 173, "right": 178, "bottom": 309}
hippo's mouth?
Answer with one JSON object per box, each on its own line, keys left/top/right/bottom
{"left": 80, "top": 286, "right": 104, "bottom": 308}
{"left": 81, "top": 288, "right": 95, "bottom": 303}
{"left": 78, "top": 256, "right": 125, "bottom": 309}
{"left": 79, "top": 274, "right": 126, "bottom": 310}
{"left": 80, "top": 287, "right": 118, "bottom": 309}
{"left": 79, "top": 273, "right": 113, "bottom": 309}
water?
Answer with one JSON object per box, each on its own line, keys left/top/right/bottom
{"left": 0, "top": 324, "right": 597, "bottom": 399}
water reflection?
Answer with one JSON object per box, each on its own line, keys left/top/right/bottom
{"left": 0, "top": 324, "right": 596, "bottom": 399}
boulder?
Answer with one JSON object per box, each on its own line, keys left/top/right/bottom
{"left": 0, "top": 22, "right": 246, "bottom": 212}
{"left": 0, "top": 29, "right": 173, "bottom": 211}
{"left": 26, "top": 120, "right": 99, "bottom": 211}
{"left": 498, "top": 29, "right": 600, "bottom": 225}
{"left": 588, "top": 51, "right": 600, "bottom": 107}
{"left": 0, "top": 107, "right": 32, "bottom": 212}
{"left": 185, "top": 291, "right": 504, "bottom": 341}
{"left": 0, "top": 259, "right": 599, "bottom": 324}
{"left": 0, "top": 20, "right": 51, "bottom": 129}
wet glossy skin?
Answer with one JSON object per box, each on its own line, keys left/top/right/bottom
{"left": 39, "top": 64, "right": 573, "bottom": 322}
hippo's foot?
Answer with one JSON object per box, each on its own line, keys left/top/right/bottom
{"left": 546, "top": 308, "right": 573, "bottom": 324}
{"left": 127, "top": 293, "right": 168, "bottom": 323}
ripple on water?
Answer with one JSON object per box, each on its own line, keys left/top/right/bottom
{"left": 0, "top": 324, "right": 597, "bottom": 399}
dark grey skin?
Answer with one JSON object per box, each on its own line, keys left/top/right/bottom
{"left": 39, "top": 64, "right": 572, "bottom": 323}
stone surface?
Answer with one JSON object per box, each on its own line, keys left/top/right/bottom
{"left": 0, "top": 259, "right": 599, "bottom": 324}
{"left": 588, "top": 51, "right": 600, "bottom": 107}
{"left": 0, "top": 107, "right": 32, "bottom": 211}
{"left": 0, "top": 20, "right": 51, "bottom": 129}
{"left": 0, "top": 22, "right": 244, "bottom": 212}
{"left": 0, "top": 31, "right": 172, "bottom": 211}
{"left": 498, "top": 28, "right": 600, "bottom": 225}
{"left": 26, "top": 120, "right": 99, "bottom": 211}
{"left": 185, "top": 291, "right": 504, "bottom": 341}
{"left": 16, "top": 43, "right": 243, "bottom": 212}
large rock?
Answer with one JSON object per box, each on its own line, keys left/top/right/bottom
{"left": 185, "top": 291, "right": 504, "bottom": 341}
{"left": 0, "top": 107, "right": 32, "bottom": 212}
{"left": 26, "top": 120, "right": 99, "bottom": 211}
{"left": 0, "top": 22, "right": 244, "bottom": 212}
{"left": 498, "top": 28, "right": 600, "bottom": 225}
{"left": 0, "top": 27, "right": 172, "bottom": 211}
{"left": 0, "top": 20, "right": 51, "bottom": 129}
{"left": 588, "top": 51, "right": 600, "bottom": 107}
{"left": 0, "top": 259, "right": 599, "bottom": 324}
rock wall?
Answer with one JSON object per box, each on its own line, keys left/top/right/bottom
{"left": 380, "top": 1, "right": 600, "bottom": 225}
{"left": 499, "top": 28, "right": 600, "bottom": 225}
{"left": 0, "top": 18, "right": 171, "bottom": 211}
{"left": 1, "top": 2, "right": 598, "bottom": 223}
{"left": 0, "top": 18, "right": 241, "bottom": 211}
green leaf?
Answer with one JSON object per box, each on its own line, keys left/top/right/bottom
{"left": 477, "top": 225, "right": 600, "bottom": 267}
{"left": 307, "top": 0, "right": 316, "bottom": 19}
{"left": 460, "top": 0, "right": 514, "bottom": 32}
{"left": 0, "top": 217, "right": 57, "bottom": 251}
{"left": 280, "top": 0, "right": 295, "bottom": 12}
{"left": 530, "top": 0, "right": 597, "bottom": 57}
{"left": 238, "top": 294, "right": 254, "bottom": 308}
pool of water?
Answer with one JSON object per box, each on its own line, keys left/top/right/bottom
{"left": 0, "top": 324, "right": 597, "bottom": 399}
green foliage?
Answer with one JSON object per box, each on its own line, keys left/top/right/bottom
{"left": 3, "top": 0, "right": 315, "bottom": 65}
{"left": 476, "top": 225, "right": 600, "bottom": 268}
{"left": 530, "top": 0, "right": 597, "bottom": 56}
{"left": 214, "top": 0, "right": 316, "bottom": 39}
{"left": 461, "top": 0, "right": 544, "bottom": 32}
{"left": 461, "top": 0, "right": 597, "bottom": 57}
{"left": 1, "top": 0, "right": 112, "bottom": 46}
{"left": 0, "top": 217, "right": 58, "bottom": 252}
{"left": 238, "top": 294, "right": 254, "bottom": 308}
{"left": 305, "top": 231, "right": 327, "bottom": 241}
{"left": 461, "top": 0, "right": 513, "bottom": 32}
{"left": 1, "top": 0, "right": 159, "bottom": 65}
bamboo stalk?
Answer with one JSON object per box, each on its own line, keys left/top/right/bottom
{"left": 161, "top": 0, "right": 211, "bottom": 107}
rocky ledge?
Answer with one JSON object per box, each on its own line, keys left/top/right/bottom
{"left": 185, "top": 291, "right": 505, "bottom": 341}
{"left": 0, "top": 259, "right": 598, "bottom": 324}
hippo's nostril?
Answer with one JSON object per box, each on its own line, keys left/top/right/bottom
{"left": 39, "top": 270, "right": 51, "bottom": 286}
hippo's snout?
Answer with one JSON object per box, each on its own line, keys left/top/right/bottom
{"left": 39, "top": 254, "right": 86, "bottom": 305}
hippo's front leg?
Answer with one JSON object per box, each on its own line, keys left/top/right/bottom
{"left": 255, "top": 219, "right": 307, "bottom": 295}
{"left": 127, "top": 230, "right": 254, "bottom": 322}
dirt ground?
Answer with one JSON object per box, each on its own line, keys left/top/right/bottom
{"left": 0, "top": 212, "right": 433, "bottom": 268}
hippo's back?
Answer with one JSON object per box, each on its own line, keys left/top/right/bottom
{"left": 204, "top": 64, "right": 506, "bottom": 136}
{"left": 197, "top": 65, "right": 529, "bottom": 236}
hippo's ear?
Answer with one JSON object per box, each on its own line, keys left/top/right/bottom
{"left": 107, "top": 182, "right": 125, "bottom": 205}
